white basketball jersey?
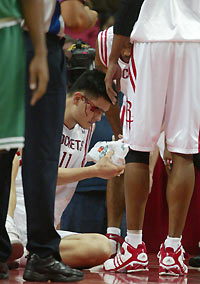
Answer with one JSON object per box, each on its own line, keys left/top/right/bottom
{"left": 14, "top": 124, "right": 94, "bottom": 245}
{"left": 97, "top": 26, "right": 129, "bottom": 96}
{"left": 131, "top": 0, "right": 200, "bottom": 42}
{"left": 55, "top": 123, "right": 94, "bottom": 226}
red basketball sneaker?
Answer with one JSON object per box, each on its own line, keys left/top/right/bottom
{"left": 103, "top": 241, "right": 148, "bottom": 273}
{"left": 158, "top": 243, "right": 188, "bottom": 276}
{"left": 106, "top": 233, "right": 124, "bottom": 258}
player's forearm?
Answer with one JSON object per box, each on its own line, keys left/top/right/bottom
{"left": 20, "top": 0, "right": 47, "bottom": 55}
{"left": 105, "top": 104, "right": 122, "bottom": 140}
{"left": 57, "top": 165, "right": 98, "bottom": 185}
{"left": 109, "top": 35, "right": 130, "bottom": 64}
{"left": 95, "top": 56, "right": 107, "bottom": 73}
{"left": 61, "top": 0, "right": 97, "bottom": 32}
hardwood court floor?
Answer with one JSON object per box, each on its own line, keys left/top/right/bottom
{"left": 3, "top": 255, "right": 200, "bottom": 284}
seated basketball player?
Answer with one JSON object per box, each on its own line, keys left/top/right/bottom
{"left": 6, "top": 70, "right": 125, "bottom": 269}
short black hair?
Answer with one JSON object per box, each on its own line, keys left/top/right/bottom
{"left": 68, "top": 69, "right": 116, "bottom": 104}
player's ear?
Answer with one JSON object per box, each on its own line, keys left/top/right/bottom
{"left": 73, "top": 92, "right": 83, "bottom": 105}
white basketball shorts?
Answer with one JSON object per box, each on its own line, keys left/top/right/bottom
{"left": 123, "top": 42, "right": 200, "bottom": 154}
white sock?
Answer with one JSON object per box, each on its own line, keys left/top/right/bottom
{"left": 125, "top": 230, "right": 142, "bottom": 248}
{"left": 164, "top": 236, "right": 182, "bottom": 251}
{"left": 107, "top": 227, "right": 121, "bottom": 236}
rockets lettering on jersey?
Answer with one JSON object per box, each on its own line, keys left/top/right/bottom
{"left": 59, "top": 123, "right": 94, "bottom": 169}
{"left": 61, "top": 135, "right": 84, "bottom": 151}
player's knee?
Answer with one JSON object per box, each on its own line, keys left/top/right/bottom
{"left": 172, "top": 152, "right": 193, "bottom": 163}
{"left": 125, "top": 149, "right": 150, "bottom": 165}
{"left": 91, "top": 234, "right": 112, "bottom": 260}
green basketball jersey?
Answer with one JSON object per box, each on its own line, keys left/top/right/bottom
{"left": 0, "top": 0, "right": 21, "bottom": 19}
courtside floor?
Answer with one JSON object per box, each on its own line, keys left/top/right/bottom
{"left": 4, "top": 255, "right": 200, "bottom": 284}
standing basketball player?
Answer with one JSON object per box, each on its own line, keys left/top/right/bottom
{"left": 104, "top": 0, "right": 200, "bottom": 276}
{"left": 95, "top": 26, "right": 131, "bottom": 257}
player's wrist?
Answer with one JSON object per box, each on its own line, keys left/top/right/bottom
{"left": 91, "top": 164, "right": 100, "bottom": 177}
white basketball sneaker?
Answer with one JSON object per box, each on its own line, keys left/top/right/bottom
{"left": 103, "top": 241, "right": 148, "bottom": 273}
{"left": 158, "top": 243, "right": 188, "bottom": 276}
{"left": 106, "top": 233, "right": 124, "bottom": 258}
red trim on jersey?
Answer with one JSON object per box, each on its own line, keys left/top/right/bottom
{"left": 104, "top": 29, "right": 108, "bottom": 66}
{"left": 198, "top": 129, "right": 200, "bottom": 153}
{"left": 120, "top": 104, "right": 126, "bottom": 127}
{"left": 81, "top": 126, "right": 93, "bottom": 167}
{"left": 100, "top": 31, "right": 105, "bottom": 65}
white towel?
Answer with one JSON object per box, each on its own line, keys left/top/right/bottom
{"left": 87, "top": 140, "right": 129, "bottom": 166}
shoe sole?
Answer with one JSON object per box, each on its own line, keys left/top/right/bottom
{"left": 23, "top": 270, "right": 84, "bottom": 282}
{"left": 8, "top": 242, "right": 24, "bottom": 262}
{"left": 159, "top": 265, "right": 187, "bottom": 276}
{"left": 159, "top": 271, "right": 180, "bottom": 277}
{"left": 104, "top": 266, "right": 149, "bottom": 273}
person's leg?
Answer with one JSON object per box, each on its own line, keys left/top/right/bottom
{"left": 104, "top": 150, "right": 150, "bottom": 272}
{"left": 125, "top": 162, "right": 149, "bottom": 232}
{"left": 0, "top": 150, "right": 16, "bottom": 263}
{"left": 106, "top": 175, "right": 125, "bottom": 256}
{"left": 22, "top": 33, "right": 83, "bottom": 282}
{"left": 60, "top": 234, "right": 111, "bottom": 268}
{"left": 159, "top": 153, "right": 194, "bottom": 276}
{"left": 0, "top": 23, "right": 25, "bottom": 278}
{"left": 22, "top": 33, "right": 66, "bottom": 260}
{"left": 107, "top": 176, "right": 125, "bottom": 229}
{"left": 167, "top": 153, "right": 194, "bottom": 238}
{"left": 158, "top": 42, "right": 200, "bottom": 276}
{"left": 104, "top": 42, "right": 169, "bottom": 273}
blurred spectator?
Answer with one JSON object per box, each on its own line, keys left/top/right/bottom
{"left": 65, "top": 22, "right": 100, "bottom": 48}
{"left": 64, "top": 1, "right": 99, "bottom": 48}
{"left": 64, "top": 0, "right": 120, "bottom": 47}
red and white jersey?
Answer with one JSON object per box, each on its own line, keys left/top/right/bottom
{"left": 97, "top": 26, "right": 129, "bottom": 97}
{"left": 14, "top": 124, "right": 94, "bottom": 242}
{"left": 131, "top": 0, "right": 200, "bottom": 42}
{"left": 55, "top": 123, "right": 94, "bottom": 226}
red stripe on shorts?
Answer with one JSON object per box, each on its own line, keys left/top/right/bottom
{"left": 198, "top": 129, "right": 200, "bottom": 152}
{"left": 120, "top": 104, "right": 126, "bottom": 126}
{"left": 104, "top": 29, "right": 108, "bottom": 66}
{"left": 129, "top": 67, "right": 135, "bottom": 92}
{"left": 131, "top": 46, "right": 137, "bottom": 79}
{"left": 100, "top": 31, "right": 105, "bottom": 65}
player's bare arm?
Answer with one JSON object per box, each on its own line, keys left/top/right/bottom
{"left": 20, "top": 0, "right": 49, "bottom": 106}
{"left": 57, "top": 151, "right": 125, "bottom": 186}
{"left": 105, "top": 35, "right": 129, "bottom": 104}
{"left": 95, "top": 40, "right": 122, "bottom": 140}
{"left": 106, "top": 0, "right": 144, "bottom": 104}
{"left": 61, "top": 0, "right": 98, "bottom": 33}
